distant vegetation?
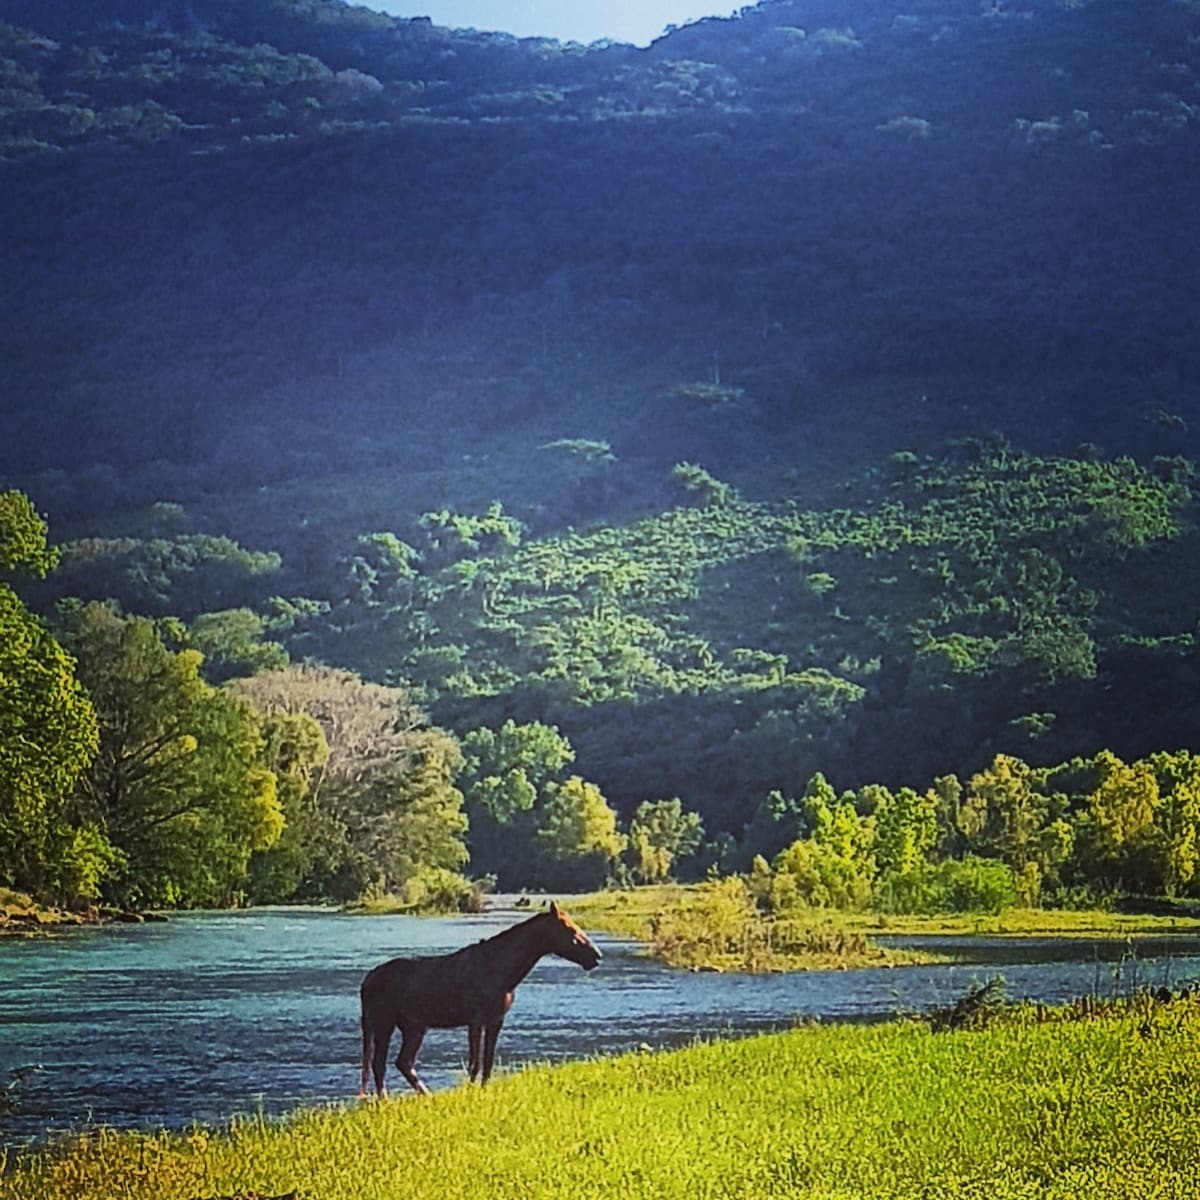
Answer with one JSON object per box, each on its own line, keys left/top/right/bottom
{"left": 6, "top": 438, "right": 1200, "bottom": 920}
{"left": 2, "top": 0, "right": 1200, "bottom": 920}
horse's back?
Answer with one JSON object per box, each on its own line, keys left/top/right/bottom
{"left": 361, "top": 949, "right": 499, "bottom": 1029}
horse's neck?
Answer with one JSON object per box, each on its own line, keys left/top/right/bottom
{"left": 480, "top": 918, "right": 551, "bottom": 992}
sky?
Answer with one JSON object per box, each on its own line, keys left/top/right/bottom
{"left": 368, "top": 2, "right": 743, "bottom": 47}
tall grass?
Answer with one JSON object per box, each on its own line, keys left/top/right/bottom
{"left": 5, "top": 1000, "right": 1200, "bottom": 1199}
{"left": 572, "top": 879, "right": 936, "bottom": 970}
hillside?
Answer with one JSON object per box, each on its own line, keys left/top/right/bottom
{"left": 2, "top": 0, "right": 1200, "bottom": 842}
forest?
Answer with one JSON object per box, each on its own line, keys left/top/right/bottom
{"left": 3, "top": 0, "right": 1200, "bottom": 915}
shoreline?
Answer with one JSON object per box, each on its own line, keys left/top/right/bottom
{"left": 0, "top": 892, "right": 167, "bottom": 936}
{"left": 3, "top": 997, "right": 1197, "bottom": 1199}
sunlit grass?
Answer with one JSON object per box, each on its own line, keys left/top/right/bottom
{"left": 571, "top": 885, "right": 1200, "bottom": 943}
{"left": 6, "top": 1001, "right": 1200, "bottom": 1199}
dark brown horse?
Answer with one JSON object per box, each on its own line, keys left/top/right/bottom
{"left": 358, "top": 901, "right": 601, "bottom": 1097}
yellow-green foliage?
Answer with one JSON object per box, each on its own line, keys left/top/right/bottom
{"left": 570, "top": 883, "right": 1200, "bottom": 945}
{"left": 578, "top": 879, "right": 931, "bottom": 971}
{"left": 7, "top": 1006, "right": 1200, "bottom": 1199}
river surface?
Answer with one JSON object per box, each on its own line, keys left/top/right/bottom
{"left": 3, "top": 907, "right": 1200, "bottom": 1145}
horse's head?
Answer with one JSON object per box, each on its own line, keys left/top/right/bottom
{"left": 544, "top": 901, "right": 602, "bottom": 971}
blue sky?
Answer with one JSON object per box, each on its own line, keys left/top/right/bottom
{"left": 368, "top": 2, "right": 742, "bottom": 47}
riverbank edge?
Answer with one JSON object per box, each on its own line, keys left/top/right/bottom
{"left": 0, "top": 890, "right": 165, "bottom": 935}
{"left": 3, "top": 994, "right": 1199, "bottom": 1200}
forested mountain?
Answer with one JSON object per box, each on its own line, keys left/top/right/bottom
{"left": 3, "top": 0, "right": 1200, "bottom": 903}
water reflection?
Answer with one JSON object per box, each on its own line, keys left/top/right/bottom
{"left": 3, "top": 909, "right": 1199, "bottom": 1144}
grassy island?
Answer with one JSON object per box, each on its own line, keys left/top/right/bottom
{"left": 568, "top": 884, "right": 1200, "bottom": 972}
{"left": 4, "top": 996, "right": 1199, "bottom": 1200}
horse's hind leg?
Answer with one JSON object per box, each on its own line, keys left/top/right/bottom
{"left": 370, "top": 1024, "right": 393, "bottom": 1097}
{"left": 396, "top": 1023, "right": 430, "bottom": 1096}
{"left": 467, "top": 1023, "right": 482, "bottom": 1083}
{"left": 358, "top": 1012, "right": 374, "bottom": 1097}
{"left": 481, "top": 1018, "right": 505, "bottom": 1084}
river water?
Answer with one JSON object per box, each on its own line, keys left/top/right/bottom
{"left": 3, "top": 907, "right": 1200, "bottom": 1145}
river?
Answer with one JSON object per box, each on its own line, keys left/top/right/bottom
{"left": 3, "top": 907, "right": 1200, "bottom": 1146}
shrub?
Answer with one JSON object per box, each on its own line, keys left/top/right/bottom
{"left": 875, "top": 857, "right": 1018, "bottom": 915}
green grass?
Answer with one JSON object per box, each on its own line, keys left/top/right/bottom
{"left": 6, "top": 1002, "right": 1200, "bottom": 1199}
{"left": 570, "top": 885, "right": 1200, "bottom": 952}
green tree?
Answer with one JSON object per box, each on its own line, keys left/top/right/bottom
{"left": 804, "top": 774, "right": 875, "bottom": 877}
{"left": 244, "top": 710, "right": 331, "bottom": 902}
{"left": 739, "top": 788, "right": 806, "bottom": 866}
{"left": 458, "top": 718, "right": 575, "bottom": 885}
{"left": 534, "top": 775, "right": 626, "bottom": 891}
{"left": 0, "top": 493, "right": 101, "bottom": 903}
{"left": 0, "top": 490, "right": 59, "bottom": 576}
{"left": 1068, "top": 750, "right": 1160, "bottom": 892}
{"left": 232, "top": 664, "right": 467, "bottom": 900}
{"left": 60, "top": 602, "right": 283, "bottom": 907}
{"left": 966, "top": 754, "right": 1072, "bottom": 904}
{"left": 871, "top": 785, "right": 938, "bottom": 879}
{"left": 1145, "top": 750, "right": 1200, "bottom": 896}
{"left": 769, "top": 837, "right": 873, "bottom": 910}
{"left": 626, "top": 798, "right": 704, "bottom": 884}
{"left": 460, "top": 719, "right": 575, "bottom": 823}
{"left": 189, "top": 607, "right": 288, "bottom": 683}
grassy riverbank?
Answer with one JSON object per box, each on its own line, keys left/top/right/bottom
{"left": 5, "top": 998, "right": 1200, "bottom": 1199}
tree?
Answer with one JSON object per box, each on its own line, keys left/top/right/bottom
{"left": 1145, "top": 751, "right": 1200, "bottom": 896}
{"left": 460, "top": 719, "right": 574, "bottom": 823}
{"left": 803, "top": 774, "right": 874, "bottom": 876}
{"left": 769, "top": 836, "right": 873, "bottom": 910}
{"left": 1068, "top": 750, "right": 1160, "bottom": 892}
{"left": 534, "top": 775, "right": 626, "bottom": 891}
{"left": 0, "top": 586, "right": 101, "bottom": 900}
{"left": 966, "top": 754, "right": 1072, "bottom": 904}
{"left": 458, "top": 718, "right": 575, "bottom": 885}
{"left": 739, "top": 788, "right": 806, "bottom": 866}
{"left": 626, "top": 798, "right": 704, "bottom": 884}
{"left": 60, "top": 602, "right": 283, "bottom": 907}
{"left": 0, "top": 493, "right": 100, "bottom": 902}
{"left": 0, "top": 490, "right": 59, "bottom": 576}
{"left": 189, "top": 607, "right": 288, "bottom": 683}
{"left": 244, "top": 710, "right": 332, "bottom": 903}
{"left": 231, "top": 664, "right": 467, "bottom": 899}
{"left": 871, "top": 785, "right": 938, "bottom": 880}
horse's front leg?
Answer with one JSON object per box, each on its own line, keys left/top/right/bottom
{"left": 467, "top": 1023, "right": 483, "bottom": 1083}
{"left": 396, "top": 1023, "right": 431, "bottom": 1096}
{"left": 481, "top": 1018, "right": 506, "bottom": 1084}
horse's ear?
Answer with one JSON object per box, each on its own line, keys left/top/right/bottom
{"left": 549, "top": 900, "right": 561, "bottom": 916}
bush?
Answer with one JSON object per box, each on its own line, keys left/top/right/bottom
{"left": 875, "top": 857, "right": 1018, "bottom": 915}
{"left": 395, "top": 867, "right": 472, "bottom": 914}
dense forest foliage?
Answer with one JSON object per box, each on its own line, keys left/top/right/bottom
{"left": 2, "top": 0, "right": 1199, "bottom": 912}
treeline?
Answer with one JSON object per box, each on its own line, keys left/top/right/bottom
{"left": 741, "top": 748, "right": 1200, "bottom": 917}
{"left": 23, "top": 441, "right": 1199, "bottom": 838}
{"left": 6, "top": 462, "right": 1200, "bottom": 915}
{"left": 0, "top": 490, "right": 702, "bottom": 909}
